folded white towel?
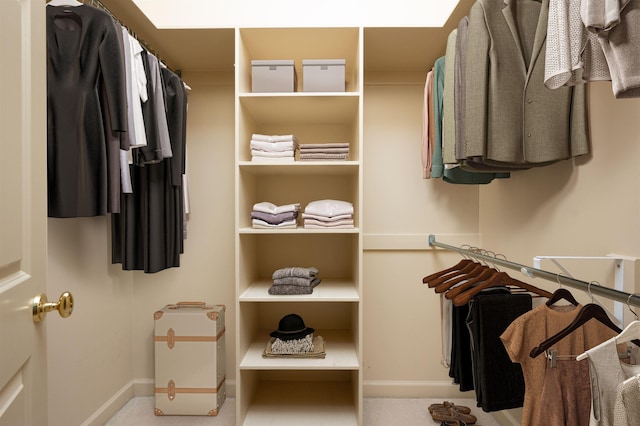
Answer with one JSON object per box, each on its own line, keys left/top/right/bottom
{"left": 304, "top": 223, "right": 354, "bottom": 229}
{"left": 251, "top": 149, "right": 295, "bottom": 158}
{"left": 301, "top": 213, "right": 353, "bottom": 222}
{"left": 253, "top": 201, "right": 301, "bottom": 215}
{"left": 304, "top": 199, "right": 354, "bottom": 217}
{"left": 250, "top": 140, "right": 296, "bottom": 151}
{"left": 304, "top": 218, "right": 354, "bottom": 227}
{"left": 252, "top": 134, "right": 299, "bottom": 143}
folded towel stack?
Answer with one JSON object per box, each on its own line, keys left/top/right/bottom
{"left": 298, "top": 142, "right": 349, "bottom": 161}
{"left": 252, "top": 202, "right": 301, "bottom": 229}
{"left": 302, "top": 199, "right": 354, "bottom": 229}
{"left": 250, "top": 134, "right": 300, "bottom": 163}
{"left": 268, "top": 266, "right": 321, "bottom": 295}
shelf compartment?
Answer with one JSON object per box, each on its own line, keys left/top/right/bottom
{"left": 238, "top": 27, "right": 361, "bottom": 94}
{"left": 239, "top": 93, "right": 359, "bottom": 124}
{"left": 241, "top": 374, "right": 358, "bottom": 426}
{"left": 237, "top": 233, "right": 360, "bottom": 285}
{"left": 239, "top": 279, "right": 359, "bottom": 302}
{"left": 238, "top": 94, "right": 360, "bottom": 163}
{"left": 240, "top": 329, "right": 359, "bottom": 370}
{"left": 238, "top": 171, "right": 360, "bottom": 229}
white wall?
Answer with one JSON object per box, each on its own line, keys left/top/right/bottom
{"left": 47, "top": 217, "right": 133, "bottom": 425}
{"left": 362, "top": 84, "right": 480, "bottom": 397}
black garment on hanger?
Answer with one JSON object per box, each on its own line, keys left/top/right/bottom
{"left": 467, "top": 292, "right": 531, "bottom": 412}
{"left": 46, "top": 5, "right": 127, "bottom": 217}
{"left": 450, "top": 302, "right": 474, "bottom": 392}
{"left": 111, "top": 65, "right": 187, "bottom": 273}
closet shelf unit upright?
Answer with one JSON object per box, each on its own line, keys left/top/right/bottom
{"left": 235, "top": 27, "right": 364, "bottom": 426}
{"left": 428, "top": 234, "right": 640, "bottom": 308}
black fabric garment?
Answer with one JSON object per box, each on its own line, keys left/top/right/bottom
{"left": 161, "top": 67, "right": 188, "bottom": 257}
{"left": 111, "top": 67, "right": 187, "bottom": 273}
{"left": 449, "top": 302, "right": 474, "bottom": 392}
{"left": 135, "top": 50, "right": 163, "bottom": 165}
{"left": 98, "top": 19, "right": 129, "bottom": 214}
{"left": 46, "top": 5, "right": 127, "bottom": 217}
{"left": 467, "top": 292, "right": 531, "bottom": 412}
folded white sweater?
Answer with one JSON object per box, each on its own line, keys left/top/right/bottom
{"left": 253, "top": 201, "right": 301, "bottom": 215}
{"left": 304, "top": 199, "right": 354, "bottom": 217}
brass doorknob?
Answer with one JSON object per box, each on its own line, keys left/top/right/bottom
{"left": 32, "top": 291, "right": 74, "bottom": 323}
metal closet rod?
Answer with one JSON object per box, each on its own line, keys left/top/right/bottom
{"left": 428, "top": 234, "right": 640, "bottom": 308}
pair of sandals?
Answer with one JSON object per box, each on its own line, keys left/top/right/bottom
{"left": 428, "top": 401, "right": 478, "bottom": 425}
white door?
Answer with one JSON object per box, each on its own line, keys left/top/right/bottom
{"left": 0, "top": 0, "right": 48, "bottom": 425}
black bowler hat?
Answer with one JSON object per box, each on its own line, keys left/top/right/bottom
{"left": 270, "top": 313, "right": 314, "bottom": 341}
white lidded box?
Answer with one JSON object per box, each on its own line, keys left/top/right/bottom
{"left": 154, "top": 302, "right": 226, "bottom": 416}
{"left": 302, "top": 59, "right": 346, "bottom": 92}
{"left": 251, "top": 59, "right": 297, "bottom": 93}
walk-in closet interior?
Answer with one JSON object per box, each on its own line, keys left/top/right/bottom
{"left": 34, "top": 0, "right": 640, "bottom": 425}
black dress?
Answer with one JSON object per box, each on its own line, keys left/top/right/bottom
{"left": 111, "top": 57, "right": 187, "bottom": 273}
{"left": 46, "top": 5, "right": 127, "bottom": 218}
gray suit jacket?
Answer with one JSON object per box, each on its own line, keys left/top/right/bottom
{"left": 463, "top": 0, "right": 590, "bottom": 165}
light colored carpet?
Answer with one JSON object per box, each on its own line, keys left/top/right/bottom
{"left": 105, "top": 396, "right": 500, "bottom": 425}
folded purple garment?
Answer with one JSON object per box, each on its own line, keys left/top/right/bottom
{"left": 251, "top": 210, "right": 298, "bottom": 224}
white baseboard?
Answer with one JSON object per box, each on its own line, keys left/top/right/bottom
{"left": 81, "top": 382, "right": 134, "bottom": 426}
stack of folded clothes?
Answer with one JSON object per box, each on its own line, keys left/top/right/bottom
{"left": 268, "top": 266, "right": 321, "bottom": 295}
{"left": 302, "top": 199, "right": 354, "bottom": 229}
{"left": 298, "top": 142, "right": 349, "bottom": 161}
{"left": 250, "top": 133, "right": 299, "bottom": 162}
{"left": 251, "top": 202, "right": 300, "bottom": 229}
{"left": 263, "top": 313, "right": 326, "bottom": 359}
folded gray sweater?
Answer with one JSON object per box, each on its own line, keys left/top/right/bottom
{"left": 272, "top": 267, "right": 318, "bottom": 280}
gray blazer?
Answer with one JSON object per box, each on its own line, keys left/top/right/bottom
{"left": 463, "top": 0, "right": 590, "bottom": 165}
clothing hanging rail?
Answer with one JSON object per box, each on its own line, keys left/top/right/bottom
{"left": 83, "top": 0, "right": 182, "bottom": 77}
{"left": 428, "top": 234, "right": 640, "bottom": 308}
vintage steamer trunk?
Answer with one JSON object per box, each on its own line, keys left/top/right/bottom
{"left": 154, "top": 302, "right": 226, "bottom": 416}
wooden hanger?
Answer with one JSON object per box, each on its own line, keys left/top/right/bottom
{"left": 529, "top": 303, "right": 640, "bottom": 358}
{"left": 422, "top": 258, "right": 474, "bottom": 285}
{"left": 546, "top": 288, "right": 579, "bottom": 307}
{"left": 451, "top": 270, "right": 552, "bottom": 306}
{"left": 425, "top": 261, "right": 483, "bottom": 288}
{"left": 441, "top": 267, "right": 498, "bottom": 298}
{"left": 433, "top": 263, "right": 490, "bottom": 293}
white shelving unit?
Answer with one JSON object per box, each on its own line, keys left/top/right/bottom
{"left": 234, "top": 27, "right": 364, "bottom": 425}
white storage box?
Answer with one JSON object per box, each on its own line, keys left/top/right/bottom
{"left": 251, "top": 60, "right": 296, "bottom": 93}
{"left": 303, "top": 59, "right": 346, "bottom": 92}
{"left": 154, "top": 302, "right": 226, "bottom": 416}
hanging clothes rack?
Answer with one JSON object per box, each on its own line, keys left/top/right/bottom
{"left": 428, "top": 234, "right": 640, "bottom": 308}
{"left": 83, "top": 0, "right": 182, "bottom": 77}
